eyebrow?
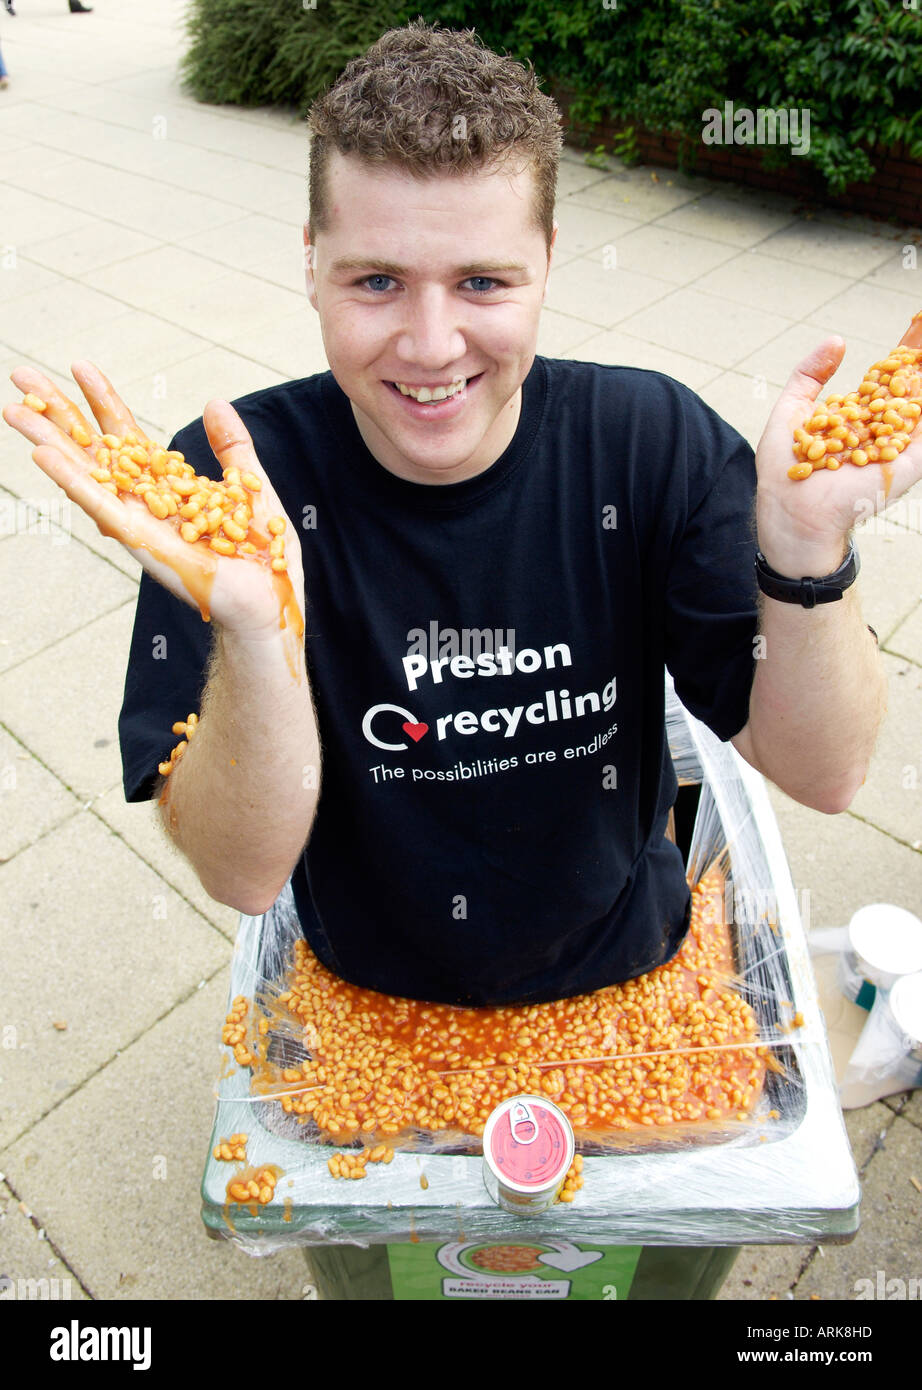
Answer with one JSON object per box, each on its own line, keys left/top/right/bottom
{"left": 328, "top": 256, "right": 532, "bottom": 277}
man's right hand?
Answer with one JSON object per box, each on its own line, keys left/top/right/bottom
{"left": 3, "top": 361, "right": 304, "bottom": 644}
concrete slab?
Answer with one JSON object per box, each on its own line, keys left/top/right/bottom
{"left": 1, "top": 971, "right": 311, "bottom": 1299}
{"left": 718, "top": 1243, "right": 811, "bottom": 1300}
{"left": 1, "top": 279, "right": 126, "bottom": 358}
{"left": 0, "top": 255, "right": 63, "bottom": 305}
{"left": 845, "top": 651, "right": 922, "bottom": 848}
{"left": 545, "top": 255, "right": 671, "bottom": 329}
{"left": 120, "top": 347, "right": 288, "bottom": 440}
{"left": 654, "top": 190, "right": 799, "bottom": 249}
{"left": 806, "top": 280, "right": 922, "bottom": 353}
{"left": 26, "top": 309, "right": 210, "bottom": 392}
{"left": 178, "top": 213, "right": 307, "bottom": 293}
{"left": 854, "top": 520, "right": 922, "bottom": 646}
{"left": 887, "top": 602, "right": 922, "bottom": 669}
{"left": 0, "top": 1180, "right": 89, "bottom": 1302}
{"left": 26, "top": 219, "right": 161, "bottom": 278}
{"left": 93, "top": 785, "right": 240, "bottom": 943}
{"left": 225, "top": 313, "right": 327, "bottom": 383}
{"left": 0, "top": 724, "right": 82, "bottom": 864}
{"left": 0, "top": 600, "right": 138, "bottom": 802}
{"left": 795, "top": 1116, "right": 922, "bottom": 1299}
{"left": 564, "top": 327, "right": 722, "bottom": 392}
{"left": 765, "top": 782, "right": 922, "bottom": 934}
{"left": 83, "top": 244, "right": 235, "bottom": 314}
{"left": 567, "top": 168, "right": 711, "bottom": 222}
{"left": 601, "top": 223, "right": 739, "bottom": 287}
{"left": 552, "top": 199, "right": 642, "bottom": 261}
{"left": 697, "top": 370, "right": 773, "bottom": 449}
{"left": 0, "top": 809, "right": 228, "bottom": 1150}
{"left": 734, "top": 322, "right": 893, "bottom": 393}
{"left": 694, "top": 250, "right": 853, "bottom": 320}
{"left": 535, "top": 307, "right": 602, "bottom": 359}
{"left": 151, "top": 271, "right": 307, "bottom": 348}
{"left": 0, "top": 519, "right": 137, "bottom": 675}
{"left": 617, "top": 286, "right": 794, "bottom": 371}
{"left": 758, "top": 220, "right": 897, "bottom": 278}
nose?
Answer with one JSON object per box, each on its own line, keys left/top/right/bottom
{"left": 394, "top": 286, "right": 466, "bottom": 370}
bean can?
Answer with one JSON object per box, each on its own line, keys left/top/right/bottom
{"left": 482, "top": 1095, "right": 574, "bottom": 1214}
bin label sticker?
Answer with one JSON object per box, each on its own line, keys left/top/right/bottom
{"left": 387, "top": 1240, "right": 640, "bottom": 1300}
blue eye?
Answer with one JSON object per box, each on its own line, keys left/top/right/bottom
{"left": 363, "top": 275, "right": 395, "bottom": 293}
{"left": 465, "top": 277, "right": 499, "bottom": 293}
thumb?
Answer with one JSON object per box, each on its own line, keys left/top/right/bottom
{"left": 780, "top": 336, "right": 847, "bottom": 412}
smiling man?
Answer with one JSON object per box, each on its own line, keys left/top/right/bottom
{"left": 4, "top": 15, "right": 893, "bottom": 1305}
{"left": 111, "top": 19, "right": 887, "bottom": 1012}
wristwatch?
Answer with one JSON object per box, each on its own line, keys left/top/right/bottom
{"left": 754, "top": 540, "right": 859, "bottom": 608}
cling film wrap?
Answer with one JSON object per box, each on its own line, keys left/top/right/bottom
{"left": 202, "top": 677, "right": 859, "bottom": 1253}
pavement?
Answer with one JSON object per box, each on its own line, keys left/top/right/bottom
{"left": 0, "top": 2, "right": 920, "bottom": 1303}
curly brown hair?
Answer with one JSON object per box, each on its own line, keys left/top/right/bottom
{"left": 306, "top": 19, "right": 563, "bottom": 256}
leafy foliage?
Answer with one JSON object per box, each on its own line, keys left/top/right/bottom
{"left": 181, "top": 0, "right": 922, "bottom": 194}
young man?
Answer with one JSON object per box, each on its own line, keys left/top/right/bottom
{"left": 7, "top": 21, "right": 887, "bottom": 1010}
{"left": 2, "top": 18, "right": 895, "bottom": 1300}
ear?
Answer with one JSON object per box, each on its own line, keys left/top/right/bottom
{"left": 543, "top": 222, "right": 558, "bottom": 300}
{"left": 303, "top": 225, "right": 319, "bottom": 311}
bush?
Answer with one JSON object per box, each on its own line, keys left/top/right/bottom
{"left": 181, "top": 0, "right": 922, "bottom": 196}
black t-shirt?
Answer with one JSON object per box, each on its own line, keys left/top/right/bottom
{"left": 119, "top": 356, "right": 759, "bottom": 1006}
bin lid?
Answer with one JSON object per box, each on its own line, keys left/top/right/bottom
{"left": 889, "top": 971, "right": 922, "bottom": 1046}
{"left": 848, "top": 904, "right": 922, "bottom": 977}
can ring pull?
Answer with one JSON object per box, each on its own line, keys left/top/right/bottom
{"left": 509, "top": 1100, "right": 539, "bottom": 1145}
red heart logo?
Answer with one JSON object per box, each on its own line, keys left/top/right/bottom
{"left": 402, "top": 722, "right": 428, "bottom": 743}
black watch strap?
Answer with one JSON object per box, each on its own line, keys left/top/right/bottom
{"left": 755, "top": 541, "right": 859, "bottom": 608}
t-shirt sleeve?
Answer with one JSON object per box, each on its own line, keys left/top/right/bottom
{"left": 118, "top": 573, "right": 213, "bottom": 801}
{"left": 117, "top": 421, "right": 217, "bottom": 802}
{"left": 663, "top": 393, "right": 759, "bottom": 742}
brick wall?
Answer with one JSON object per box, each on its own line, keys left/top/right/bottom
{"left": 551, "top": 86, "right": 922, "bottom": 227}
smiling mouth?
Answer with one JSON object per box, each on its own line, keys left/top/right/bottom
{"left": 388, "top": 374, "right": 482, "bottom": 404}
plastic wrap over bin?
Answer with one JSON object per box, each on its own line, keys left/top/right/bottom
{"left": 201, "top": 676, "right": 860, "bottom": 1254}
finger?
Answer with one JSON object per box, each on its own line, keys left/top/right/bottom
{"left": 780, "top": 336, "right": 846, "bottom": 407}
{"left": 30, "top": 439, "right": 139, "bottom": 538}
{"left": 899, "top": 312, "right": 922, "bottom": 349}
{"left": 70, "top": 359, "right": 148, "bottom": 440}
{"left": 9, "top": 364, "right": 96, "bottom": 443}
{"left": 202, "top": 399, "right": 283, "bottom": 515}
{"left": 3, "top": 398, "right": 94, "bottom": 464}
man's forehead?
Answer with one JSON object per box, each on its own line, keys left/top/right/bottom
{"left": 318, "top": 149, "right": 541, "bottom": 228}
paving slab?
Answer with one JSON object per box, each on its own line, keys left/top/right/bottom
{"left": 93, "top": 786, "right": 240, "bottom": 943}
{"left": 618, "top": 286, "right": 794, "bottom": 371}
{"left": 535, "top": 307, "right": 602, "bottom": 359}
{"left": 178, "top": 213, "right": 308, "bottom": 293}
{"left": 734, "top": 321, "right": 894, "bottom": 393}
{"left": 0, "top": 809, "right": 228, "bottom": 1150}
{"left": 552, "top": 199, "right": 642, "bottom": 261}
{"left": 25, "top": 219, "right": 162, "bottom": 279}
{"left": 757, "top": 220, "right": 897, "bottom": 278}
{"left": 766, "top": 783, "right": 922, "bottom": 936}
{"left": 229, "top": 313, "right": 327, "bottom": 382}
{"left": 545, "top": 255, "right": 671, "bottom": 329}
{"left": 806, "top": 279, "right": 922, "bottom": 353}
{"left": 794, "top": 1116, "right": 922, "bottom": 1299}
{"left": 0, "top": 1180, "right": 89, "bottom": 1302}
{"left": 855, "top": 519, "right": 922, "bottom": 646}
{"left": 567, "top": 166, "right": 712, "bottom": 222}
{"left": 0, "top": 515, "right": 137, "bottom": 675}
{"left": 887, "top": 601, "right": 922, "bottom": 669}
{"left": 845, "top": 651, "right": 922, "bottom": 848}
{"left": 0, "top": 724, "right": 82, "bottom": 864}
{"left": 697, "top": 370, "right": 774, "bottom": 449}
{"left": 654, "top": 190, "right": 799, "bottom": 249}
{"left": 0, "top": 600, "right": 139, "bottom": 802}
{"left": 1, "top": 971, "right": 309, "bottom": 1300}
{"left": 694, "top": 250, "right": 852, "bottom": 321}
{"left": 564, "top": 327, "right": 722, "bottom": 392}
{"left": 599, "top": 222, "right": 739, "bottom": 286}
{"left": 120, "top": 347, "right": 288, "bottom": 440}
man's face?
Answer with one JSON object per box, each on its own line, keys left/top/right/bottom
{"left": 304, "top": 150, "right": 556, "bottom": 485}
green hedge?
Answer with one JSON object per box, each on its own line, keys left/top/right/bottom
{"left": 181, "top": 0, "right": 922, "bottom": 195}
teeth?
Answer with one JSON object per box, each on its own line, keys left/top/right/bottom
{"left": 395, "top": 378, "right": 466, "bottom": 402}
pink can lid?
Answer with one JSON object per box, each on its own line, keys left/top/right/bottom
{"left": 485, "top": 1096, "right": 573, "bottom": 1191}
